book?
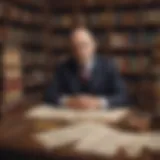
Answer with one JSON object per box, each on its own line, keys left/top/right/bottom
{"left": 143, "top": 10, "right": 160, "bottom": 24}
{"left": 119, "top": 11, "right": 138, "bottom": 26}
{"left": 0, "top": 2, "right": 4, "bottom": 19}
{"left": 101, "top": 12, "right": 115, "bottom": 26}
{"left": 52, "top": 14, "right": 72, "bottom": 27}
{"left": 108, "top": 32, "right": 129, "bottom": 48}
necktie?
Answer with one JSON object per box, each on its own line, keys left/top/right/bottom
{"left": 80, "top": 66, "right": 90, "bottom": 82}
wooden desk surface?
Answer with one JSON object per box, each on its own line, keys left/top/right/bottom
{"left": 0, "top": 107, "right": 115, "bottom": 160}
{"left": 0, "top": 103, "right": 160, "bottom": 160}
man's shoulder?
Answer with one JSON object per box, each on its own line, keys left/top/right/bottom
{"left": 56, "top": 58, "right": 74, "bottom": 71}
{"left": 96, "top": 55, "right": 113, "bottom": 66}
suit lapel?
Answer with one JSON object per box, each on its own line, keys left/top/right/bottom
{"left": 68, "top": 60, "right": 81, "bottom": 94}
{"left": 88, "top": 57, "right": 101, "bottom": 93}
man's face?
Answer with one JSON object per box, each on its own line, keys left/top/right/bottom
{"left": 70, "top": 29, "right": 96, "bottom": 62}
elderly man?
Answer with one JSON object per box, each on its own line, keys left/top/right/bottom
{"left": 44, "top": 28, "right": 128, "bottom": 109}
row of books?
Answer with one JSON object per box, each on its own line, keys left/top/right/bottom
{"left": 114, "top": 56, "right": 149, "bottom": 74}
{"left": 1, "top": 2, "right": 159, "bottom": 27}
{"left": 3, "top": 55, "right": 149, "bottom": 77}
{"left": 50, "top": 32, "right": 157, "bottom": 49}
{"left": 0, "top": 2, "right": 4, "bottom": 19}
{"left": 0, "top": 27, "right": 7, "bottom": 43}
{"left": 51, "top": 10, "right": 160, "bottom": 28}
{"left": 153, "top": 40, "right": 160, "bottom": 109}
{"left": 11, "top": 29, "right": 44, "bottom": 44}
{"left": 4, "top": 4, "right": 45, "bottom": 25}
{"left": 2, "top": 28, "right": 158, "bottom": 48}
{"left": 23, "top": 52, "right": 46, "bottom": 66}
{"left": 3, "top": 46, "right": 23, "bottom": 104}
{"left": 24, "top": 70, "right": 46, "bottom": 88}
{"left": 153, "top": 40, "right": 160, "bottom": 105}
{"left": 2, "top": 30, "right": 158, "bottom": 51}
{"left": 108, "top": 32, "right": 158, "bottom": 48}
{"left": 140, "top": 36, "right": 160, "bottom": 111}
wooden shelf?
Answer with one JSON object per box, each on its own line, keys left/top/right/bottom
{"left": 52, "top": 24, "right": 160, "bottom": 32}
{"left": 141, "top": 23, "right": 160, "bottom": 29}
{"left": 99, "top": 45, "right": 151, "bottom": 52}
{"left": 1, "top": 0, "right": 160, "bottom": 109}
{"left": 24, "top": 81, "right": 47, "bottom": 89}
{"left": 141, "top": 0, "right": 160, "bottom": 6}
{"left": 50, "top": 0, "right": 140, "bottom": 9}
{"left": 121, "top": 72, "right": 146, "bottom": 77}
{"left": 6, "top": 19, "right": 44, "bottom": 29}
{"left": 11, "top": 0, "right": 45, "bottom": 9}
{"left": 50, "top": 0, "right": 160, "bottom": 8}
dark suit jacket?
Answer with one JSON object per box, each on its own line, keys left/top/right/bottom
{"left": 44, "top": 56, "right": 128, "bottom": 108}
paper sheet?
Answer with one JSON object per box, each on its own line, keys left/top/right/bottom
{"left": 35, "top": 122, "right": 106, "bottom": 150}
{"left": 75, "top": 126, "right": 116, "bottom": 152}
{"left": 75, "top": 128, "right": 160, "bottom": 157}
{"left": 77, "top": 108, "right": 129, "bottom": 123}
{"left": 26, "top": 104, "right": 129, "bottom": 123}
{"left": 26, "top": 104, "right": 76, "bottom": 121}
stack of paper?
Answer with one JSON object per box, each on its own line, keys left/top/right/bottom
{"left": 26, "top": 104, "right": 129, "bottom": 123}
{"left": 35, "top": 121, "right": 160, "bottom": 158}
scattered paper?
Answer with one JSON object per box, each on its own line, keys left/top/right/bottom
{"left": 30, "top": 104, "right": 160, "bottom": 157}
{"left": 75, "top": 127, "right": 160, "bottom": 158}
{"left": 35, "top": 122, "right": 106, "bottom": 150}
{"left": 75, "top": 126, "right": 115, "bottom": 152}
{"left": 34, "top": 118, "right": 160, "bottom": 157}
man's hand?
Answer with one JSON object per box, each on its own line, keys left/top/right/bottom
{"left": 64, "top": 95, "right": 103, "bottom": 110}
{"left": 64, "top": 97, "right": 82, "bottom": 109}
{"left": 78, "top": 95, "right": 102, "bottom": 109}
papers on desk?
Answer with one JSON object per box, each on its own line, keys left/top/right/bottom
{"left": 35, "top": 121, "right": 160, "bottom": 158}
{"left": 76, "top": 128, "right": 160, "bottom": 157}
{"left": 35, "top": 122, "right": 106, "bottom": 149}
{"left": 76, "top": 127, "right": 160, "bottom": 157}
{"left": 29, "top": 104, "right": 160, "bottom": 157}
{"left": 26, "top": 104, "right": 129, "bottom": 123}
{"left": 26, "top": 104, "right": 75, "bottom": 121}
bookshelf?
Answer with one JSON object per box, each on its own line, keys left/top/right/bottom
{"left": 50, "top": 0, "right": 159, "bottom": 108}
{"left": 151, "top": 36, "right": 160, "bottom": 112}
{"left": 1, "top": 0, "right": 48, "bottom": 112}
{"left": 0, "top": 1, "right": 7, "bottom": 115}
{"left": 1, "top": 0, "right": 160, "bottom": 112}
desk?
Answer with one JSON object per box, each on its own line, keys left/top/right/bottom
{"left": 0, "top": 101, "right": 160, "bottom": 160}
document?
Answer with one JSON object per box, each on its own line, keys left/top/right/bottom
{"left": 26, "top": 104, "right": 129, "bottom": 123}
{"left": 34, "top": 117, "right": 160, "bottom": 157}
{"left": 76, "top": 108, "right": 129, "bottom": 123}
{"left": 75, "top": 128, "right": 160, "bottom": 157}
{"left": 26, "top": 104, "right": 76, "bottom": 121}
{"left": 35, "top": 122, "right": 106, "bottom": 150}
{"left": 75, "top": 126, "right": 116, "bottom": 152}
